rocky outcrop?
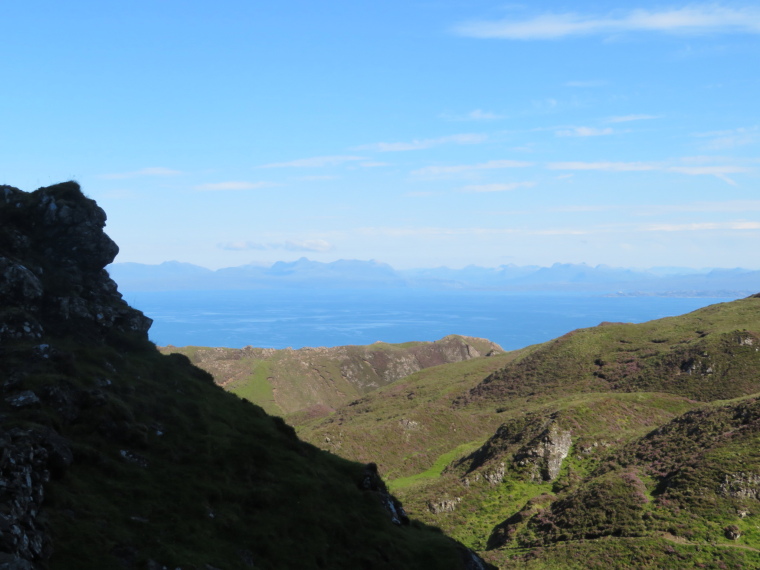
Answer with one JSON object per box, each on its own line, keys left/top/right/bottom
{"left": 428, "top": 497, "right": 462, "bottom": 514}
{"left": 0, "top": 428, "right": 73, "bottom": 567}
{"left": 0, "top": 182, "right": 151, "bottom": 567}
{"left": 719, "top": 472, "right": 760, "bottom": 500}
{"left": 514, "top": 423, "right": 572, "bottom": 482}
{"left": 454, "top": 415, "right": 572, "bottom": 485}
{"left": 0, "top": 182, "right": 152, "bottom": 343}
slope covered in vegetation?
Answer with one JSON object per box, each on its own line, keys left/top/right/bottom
{"left": 290, "top": 295, "right": 760, "bottom": 568}
{"left": 161, "top": 335, "right": 501, "bottom": 418}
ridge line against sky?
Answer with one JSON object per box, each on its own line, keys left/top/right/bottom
{"left": 3, "top": 1, "right": 759, "bottom": 270}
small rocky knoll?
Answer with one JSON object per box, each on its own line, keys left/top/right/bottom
{"left": 161, "top": 335, "right": 502, "bottom": 417}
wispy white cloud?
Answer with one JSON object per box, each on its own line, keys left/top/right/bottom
{"left": 354, "top": 218, "right": 760, "bottom": 241}
{"left": 549, "top": 204, "right": 615, "bottom": 213}
{"left": 359, "top": 161, "right": 391, "bottom": 168}
{"left": 194, "top": 181, "right": 276, "bottom": 191}
{"left": 441, "top": 109, "right": 507, "bottom": 121}
{"left": 99, "top": 167, "right": 182, "bottom": 180}
{"left": 460, "top": 182, "right": 536, "bottom": 193}
{"left": 260, "top": 155, "right": 366, "bottom": 168}
{"left": 455, "top": 5, "right": 760, "bottom": 40}
{"left": 693, "top": 126, "right": 758, "bottom": 150}
{"left": 356, "top": 133, "right": 487, "bottom": 152}
{"left": 547, "top": 159, "right": 751, "bottom": 184}
{"left": 642, "top": 221, "right": 760, "bottom": 232}
{"left": 356, "top": 226, "right": 521, "bottom": 238}
{"left": 533, "top": 228, "right": 592, "bottom": 235}
{"left": 667, "top": 165, "right": 750, "bottom": 175}
{"left": 556, "top": 126, "right": 614, "bottom": 137}
{"left": 218, "top": 239, "right": 333, "bottom": 252}
{"left": 296, "top": 175, "right": 339, "bottom": 181}
{"left": 606, "top": 114, "right": 660, "bottom": 123}
{"left": 635, "top": 200, "right": 760, "bottom": 215}
{"left": 218, "top": 241, "right": 267, "bottom": 251}
{"left": 412, "top": 159, "right": 534, "bottom": 178}
{"left": 667, "top": 164, "right": 751, "bottom": 185}
{"left": 547, "top": 161, "right": 656, "bottom": 172}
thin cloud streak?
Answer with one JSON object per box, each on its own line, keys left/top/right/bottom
{"left": 547, "top": 160, "right": 752, "bottom": 183}
{"left": 99, "top": 167, "right": 183, "bottom": 180}
{"left": 460, "top": 182, "right": 536, "bottom": 193}
{"left": 643, "top": 222, "right": 760, "bottom": 232}
{"left": 412, "top": 159, "right": 534, "bottom": 178}
{"left": 356, "top": 133, "right": 487, "bottom": 152}
{"left": 194, "top": 181, "right": 276, "bottom": 191}
{"left": 218, "top": 239, "right": 333, "bottom": 252}
{"left": 556, "top": 127, "right": 614, "bottom": 137}
{"left": 547, "top": 161, "right": 656, "bottom": 172}
{"left": 441, "top": 109, "right": 507, "bottom": 121}
{"left": 260, "top": 156, "right": 366, "bottom": 168}
{"left": 693, "top": 126, "right": 759, "bottom": 150}
{"left": 607, "top": 114, "right": 660, "bottom": 123}
{"left": 355, "top": 220, "right": 760, "bottom": 240}
{"left": 455, "top": 5, "right": 760, "bottom": 40}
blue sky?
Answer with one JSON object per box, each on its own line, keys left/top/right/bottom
{"left": 3, "top": 1, "right": 759, "bottom": 269}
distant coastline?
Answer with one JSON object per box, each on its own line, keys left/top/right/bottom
{"left": 108, "top": 258, "right": 760, "bottom": 297}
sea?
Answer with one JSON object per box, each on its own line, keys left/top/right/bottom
{"left": 121, "top": 289, "right": 741, "bottom": 351}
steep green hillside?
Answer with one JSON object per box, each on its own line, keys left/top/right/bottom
{"left": 292, "top": 295, "right": 760, "bottom": 568}
{"left": 161, "top": 335, "right": 502, "bottom": 417}
{"left": 0, "top": 182, "right": 490, "bottom": 570}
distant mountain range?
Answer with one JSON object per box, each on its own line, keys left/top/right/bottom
{"left": 108, "top": 258, "right": 760, "bottom": 296}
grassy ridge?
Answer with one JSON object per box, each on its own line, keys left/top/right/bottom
{"left": 466, "top": 296, "right": 760, "bottom": 404}
{"left": 162, "top": 335, "right": 502, "bottom": 418}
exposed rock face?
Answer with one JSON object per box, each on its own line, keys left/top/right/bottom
{"left": 0, "top": 182, "right": 151, "bottom": 567}
{"left": 514, "top": 423, "right": 572, "bottom": 482}
{"left": 719, "top": 472, "right": 760, "bottom": 500}
{"left": 0, "top": 182, "right": 152, "bottom": 342}
{"left": 454, "top": 415, "right": 572, "bottom": 485}
{"left": 0, "top": 428, "right": 73, "bottom": 567}
{"left": 428, "top": 497, "right": 462, "bottom": 514}
{"left": 483, "top": 462, "right": 507, "bottom": 485}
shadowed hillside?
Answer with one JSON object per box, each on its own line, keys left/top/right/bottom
{"left": 0, "top": 182, "right": 491, "bottom": 570}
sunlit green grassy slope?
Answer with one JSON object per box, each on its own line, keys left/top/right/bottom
{"left": 293, "top": 296, "right": 760, "bottom": 569}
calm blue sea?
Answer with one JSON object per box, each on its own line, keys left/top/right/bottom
{"left": 121, "top": 289, "right": 740, "bottom": 351}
